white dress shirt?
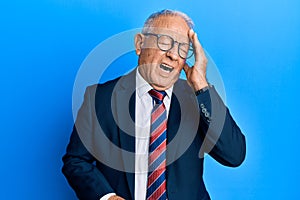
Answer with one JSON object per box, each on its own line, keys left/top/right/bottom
{"left": 100, "top": 68, "right": 173, "bottom": 200}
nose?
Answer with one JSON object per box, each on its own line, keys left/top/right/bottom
{"left": 166, "top": 43, "right": 180, "bottom": 61}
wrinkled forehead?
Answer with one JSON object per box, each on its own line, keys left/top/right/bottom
{"left": 143, "top": 16, "right": 190, "bottom": 43}
{"left": 143, "top": 27, "right": 190, "bottom": 43}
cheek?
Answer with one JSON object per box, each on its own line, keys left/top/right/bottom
{"left": 141, "top": 49, "right": 163, "bottom": 63}
{"left": 174, "top": 62, "right": 185, "bottom": 72}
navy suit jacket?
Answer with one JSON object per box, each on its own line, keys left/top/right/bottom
{"left": 62, "top": 69, "right": 246, "bottom": 200}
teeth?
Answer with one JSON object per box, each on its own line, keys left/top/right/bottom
{"left": 160, "top": 64, "right": 173, "bottom": 72}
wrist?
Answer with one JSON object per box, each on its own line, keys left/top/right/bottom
{"left": 191, "top": 81, "right": 209, "bottom": 91}
{"left": 195, "top": 84, "right": 212, "bottom": 96}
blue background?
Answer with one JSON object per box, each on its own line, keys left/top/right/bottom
{"left": 1, "top": 0, "right": 299, "bottom": 199}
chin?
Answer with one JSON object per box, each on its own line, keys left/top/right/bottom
{"left": 150, "top": 76, "right": 177, "bottom": 90}
{"left": 155, "top": 82, "right": 173, "bottom": 90}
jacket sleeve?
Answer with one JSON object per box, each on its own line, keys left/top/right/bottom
{"left": 62, "top": 86, "right": 114, "bottom": 200}
{"left": 196, "top": 86, "right": 246, "bottom": 167}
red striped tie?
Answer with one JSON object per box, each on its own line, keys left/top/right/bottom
{"left": 146, "top": 89, "right": 167, "bottom": 200}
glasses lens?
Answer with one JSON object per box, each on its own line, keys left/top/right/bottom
{"left": 157, "top": 35, "right": 173, "bottom": 51}
{"left": 179, "top": 43, "right": 194, "bottom": 59}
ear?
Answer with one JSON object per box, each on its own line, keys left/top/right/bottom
{"left": 134, "top": 33, "right": 144, "bottom": 55}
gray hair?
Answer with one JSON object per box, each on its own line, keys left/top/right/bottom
{"left": 142, "top": 9, "right": 194, "bottom": 33}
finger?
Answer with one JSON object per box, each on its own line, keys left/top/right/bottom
{"left": 183, "top": 63, "right": 190, "bottom": 74}
{"left": 189, "top": 29, "right": 206, "bottom": 64}
{"left": 193, "top": 34, "right": 204, "bottom": 63}
{"left": 189, "top": 29, "right": 203, "bottom": 50}
{"left": 109, "top": 195, "right": 125, "bottom": 200}
{"left": 188, "top": 29, "right": 195, "bottom": 41}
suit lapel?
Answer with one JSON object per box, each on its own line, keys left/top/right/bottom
{"left": 167, "top": 94, "right": 181, "bottom": 145}
{"left": 113, "top": 70, "right": 136, "bottom": 199}
{"left": 166, "top": 81, "right": 199, "bottom": 197}
{"left": 167, "top": 81, "right": 198, "bottom": 154}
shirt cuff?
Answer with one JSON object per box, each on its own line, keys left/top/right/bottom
{"left": 100, "top": 193, "right": 116, "bottom": 200}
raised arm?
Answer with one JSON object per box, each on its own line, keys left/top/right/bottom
{"left": 183, "top": 29, "right": 246, "bottom": 167}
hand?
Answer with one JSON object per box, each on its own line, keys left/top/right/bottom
{"left": 108, "top": 195, "right": 125, "bottom": 200}
{"left": 183, "top": 29, "right": 209, "bottom": 91}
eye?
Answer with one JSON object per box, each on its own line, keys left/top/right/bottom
{"left": 158, "top": 35, "right": 173, "bottom": 50}
{"left": 179, "top": 44, "right": 189, "bottom": 52}
{"left": 179, "top": 43, "right": 194, "bottom": 58}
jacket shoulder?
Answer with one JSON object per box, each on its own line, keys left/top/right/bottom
{"left": 86, "top": 76, "right": 121, "bottom": 92}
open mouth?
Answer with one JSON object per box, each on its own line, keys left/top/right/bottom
{"left": 160, "top": 63, "right": 174, "bottom": 72}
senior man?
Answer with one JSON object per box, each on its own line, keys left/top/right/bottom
{"left": 62, "top": 9, "right": 246, "bottom": 200}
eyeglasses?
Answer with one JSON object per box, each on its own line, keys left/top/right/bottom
{"left": 143, "top": 33, "right": 194, "bottom": 59}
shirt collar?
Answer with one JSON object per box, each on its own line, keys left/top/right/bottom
{"left": 136, "top": 67, "right": 173, "bottom": 99}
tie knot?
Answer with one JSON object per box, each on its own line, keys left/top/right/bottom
{"left": 149, "top": 89, "right": 166, "bottom": 104}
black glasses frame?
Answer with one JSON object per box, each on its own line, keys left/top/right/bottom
{"left": 143, "top": 33, "right": 194, "bottom": 59}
